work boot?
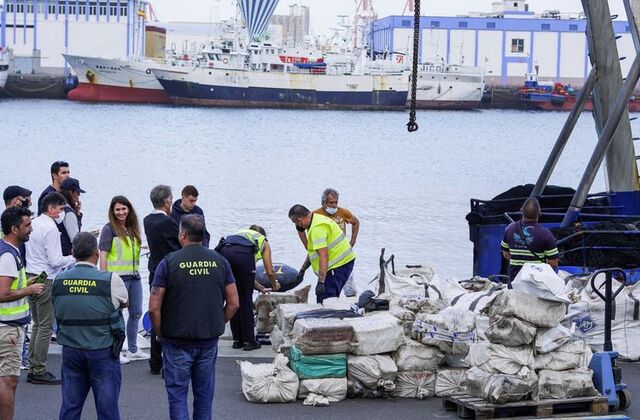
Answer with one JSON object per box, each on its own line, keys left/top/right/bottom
{"left": 232, "top": 340, "right": 243, "bottom": 349}
{"left": 30, "top": 372, "right": 61, "bottom": 385}
{"left": 243, "top": 341, "right": 261, "bottom": 351}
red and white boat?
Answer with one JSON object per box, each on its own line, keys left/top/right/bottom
{"left": 62, "top": 53, "right": 194, "bottom": 104}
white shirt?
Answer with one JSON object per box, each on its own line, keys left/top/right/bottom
{"left": 59, "top": 262, "right": 128, "bottom": 309}
{"left": 0, "top": 240, "right": 20, "bottom": 278}
{"left": 26, "top": 214, "right": 75, "bottom": 277}
{"left": 152, "top": 209, "right": 168, "bottom": 216}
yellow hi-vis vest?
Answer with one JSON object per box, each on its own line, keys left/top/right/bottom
{"left": 236, "top": 228, "right": 266, "bottom": 262}
{"left": 306, "top": 213, "right": 355, "bottom": 273}
{"left": 105, "top": 225, "right": 140, "bottom": 276}
{"left": 0, "top": 242, "right": 30, "bottom": 323}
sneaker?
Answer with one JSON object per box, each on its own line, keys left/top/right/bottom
{"left": 243, "top": 341, "right": 261, "bottom": 351}
{"left": 119, "top": 353, "right": 130, "bottom": 365}
{"left": 124, "top": 350, "right": 150, "bottom": 361}
{"left": 30, "top": 372, "right": 61, "bottom": 385}
{"left": 20, "top": 362, "right": 30, "bottom": 371}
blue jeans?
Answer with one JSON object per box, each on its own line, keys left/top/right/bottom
{"left": 122, "top": 275, "right": 143, "bottom": 353}
{"left": 59, "top": 346, "right": 121, "bottom": 420}
{"left": 161, "top": 341, "right": 218, "bottom": 420}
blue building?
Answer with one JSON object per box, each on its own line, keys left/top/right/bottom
{"left": 370, "top": 0, "right": 633, "bottom": 86}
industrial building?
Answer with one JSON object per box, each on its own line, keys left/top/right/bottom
{"left": 370, "top": 0, "right": 634, "bottom": 86}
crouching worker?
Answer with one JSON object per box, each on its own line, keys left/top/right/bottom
{"left": 149, "top": 215, "right": 239, "bottom": 420}
{"left": 52, "top": 232, "right": 129, "bottom": 420}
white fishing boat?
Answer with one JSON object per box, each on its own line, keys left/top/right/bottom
{"left": 0, "top": 47, "right": 9, "bottom": 90}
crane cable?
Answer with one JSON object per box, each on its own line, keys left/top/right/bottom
{"left": 407, "top": 0, "right": 420, "bottom": 133}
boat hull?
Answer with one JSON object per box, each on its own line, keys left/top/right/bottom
{"left": 413, "top": 99, "right": 480, "bottom": 110}
{"left": 67, "top": 82, "right": 170, "bottom": 104}
{"left": 153, "top": 68, "right": 409, "bottom": 110}
{"left": 523, "top": 91, "right": 640, "bottom": 112}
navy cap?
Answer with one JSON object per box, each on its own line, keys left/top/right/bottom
{"left": 60, "top": 178, "right": 86, "bottom": 193}
{"left": 3, "top": 185, "right": 32, "bottom": 202}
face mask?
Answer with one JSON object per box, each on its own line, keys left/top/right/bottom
{"left": 325, "top": 207, "right": 338, "bottom": 215}
{"left": 20, "top": 199, "right": 30, "bottom": 208}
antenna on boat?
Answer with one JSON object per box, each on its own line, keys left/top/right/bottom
{"left": 407, "top": 0, "right": 420, "bottom": 132}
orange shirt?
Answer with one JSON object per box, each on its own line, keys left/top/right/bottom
{"left": 313, "top": 207, "right": 355, "bottom": 233}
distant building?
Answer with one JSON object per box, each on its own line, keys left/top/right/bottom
{"left": 0, "top": 0, "right": 148, "bottom": 72}
{"left": 370, "top": 0, "right": 634, "bottom": 86}
{"left": 269, "top": 4, "right": 309, "bottom": 46}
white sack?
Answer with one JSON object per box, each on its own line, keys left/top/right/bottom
{"left": 535, "top": 369, "right": 598, "bottom": 400}
{"left": 465, "top": 367, "right": 537, "bottom": 404}
{"left": 298, "top": 378, "right": 347, "bottom": 402}
{"left": 567, "top": 280, "right": 640, "bottom": 361}
{"left": 450, "top": 289, "right": 502, "bottom": 342}
{"left": 275, "top": 303, "right": 323, "bottom": 334}
{"left": 255, "top": 293, "right": 301, "bottom": 333}
{"left": 486, "top": 290, "right": 566, "bottom": 327}
{"left": 435, "top": 369, "right": 467, "bottom": 397}
{"left": 412, "top": 307, "right": 476, "bottom": 354}
{"left": 388, "top": 295, "right": 448, "bottom": 314}
{"left": 534, "top": 340, "right": 591, "bottom": 371}
{"left": 535, "top": 324, "right": 575, "bottom": 354}
{"left": 392, "top": 370, "right": 436, "bottom": 399}
{"left": 239, "top": 355, "right": 299, "bottom": 403}
{"left": 347, "top": 355, "right": 397, "bottom": 390}
{"left": 485, "top": 315, "right": 537, "bottom": 346}
{"left": 344, "top": 312, "right": 403, "bottom": 355}
{"left": 392, "top": 339, "right": 444, "bottom": 371}
{"left": 512, "top": 263, "right": 571, "bottom": 303}
{"left": 322, "top": 296, "right": 358, "bottom": 310}
{"left": 465, "top": 342, "right": 534, "bottom": 377}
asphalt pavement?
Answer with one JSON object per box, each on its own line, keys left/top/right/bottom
{"left": 13, "top": 337, "right": 640, "bottom": 420}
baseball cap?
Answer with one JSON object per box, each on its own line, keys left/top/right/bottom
{"left": 60, "top": 178, "right": 86, "bottom": 193}
{"left": 3, "top": 185, "right": 32, "bottom": 202}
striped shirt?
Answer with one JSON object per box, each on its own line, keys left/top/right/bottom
{"left": 501, "top": 221, "right": 558, "bottom": 281}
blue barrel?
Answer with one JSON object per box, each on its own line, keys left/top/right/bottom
{"left": 256, "top": 262, "right": 301, "bottom": 292}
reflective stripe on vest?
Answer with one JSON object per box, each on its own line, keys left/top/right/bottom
{"left": 106, "top": 229, "right": 140, "bottom": 276}
{"left": 236, "top": 228, "right": 266, "bottom": 262}
{"left": 306, "top": 214, "right": 355, "bottom": 273}
{"left": 0, "top": 243, "right": 30, "bottom": 322}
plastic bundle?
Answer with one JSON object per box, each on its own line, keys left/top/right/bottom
{"left": 347, "top": 354, "right": 398, "bottom": 390}
{"left": 534, "top": 340, "right": 592, "bottom": 371}
{"left": 535, "top": 368, "right": 598, "bottom": 400}
{"left": 289, "top": 344, "right": 347, "bottom": 379}
{"left": 435, "top": 369, "right": 467, "bottom": 397}
{"left": 276, "top": 303, "right": 323, "bottom": 334}
{"left": 412, "top": 307, "right": 476, "bottom": 354}
{"left": 485, "top": 315, "right": 537, "bottom": 347}
{"left": 465, "top": 366, "right": 537, "bottom": 404}
{"left": 238, "top": 355, "right": 299, "bottom": 403}
{"left": 392, "top": 339, "right": 444, "bottom": 371}
{"left": 465, "top": 342, "right": 535, "bottom": 377}
{"left": 254, "top": 292, "right": 301, "bottom": 333}
{"left": 298, "top": 377, "right": 348, "bottom": 404}
{"left": 392, "top": 370, "right": 436, "bottom": 399}
{"left": 291, "top": 318, "right": 354, "bottom": 354}
{"left": 485, "top": 290, "right": 566, "bottom": 328}
{"left": 344, "top": 312, "right": 404, "bottom": 355}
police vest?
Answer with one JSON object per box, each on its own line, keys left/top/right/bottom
{"left": 162, "top": 245, "right": 227, "bottom": 340}
{"left": 104, "top": 223, "right": 140, "bottom": 277}
{"left": 58, "top": 205, "right": 82, "bottom": 257}
{"left": 235, "top": 228, "right": 266, "bottom": 262}
{"left": 0, "top": 240, "right": 30, "bottom": 325}
{"left": 307, "top": 213, "right": 356, "bottom": 273}
{"left": 52, "top": 264, "right": 124, "bottom": 350}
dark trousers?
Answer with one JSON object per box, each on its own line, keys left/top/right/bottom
{"left": 318, "top": 259, "right": 355, "bottom": 304}
{"left": 219, "top": 245, "right": 256, "bottom": 344}
{"left": 148, "top": 283, "right": 162, "bottom": 373}
{"left": 59, "top": 346, "right": 121, "bottom": 420}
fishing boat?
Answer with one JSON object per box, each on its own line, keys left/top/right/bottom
{"left": 0, "top": 47, "right": 9, "bottom": 90}
{"left": 520, "top": 72, "right": 640, "bottom": 112}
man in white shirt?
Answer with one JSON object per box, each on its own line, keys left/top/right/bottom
{"left": 25, "top": 192, "right": 75, "bottom": 385}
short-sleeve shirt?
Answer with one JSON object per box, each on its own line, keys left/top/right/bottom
{"left": 313, "top": 207, "right": 354, "bottom": 233}
{"left": 501, "top": 221, "right": 559, "bottom": 280}
{"left": 0, "top": 242, "right": 20, "bottom": 279}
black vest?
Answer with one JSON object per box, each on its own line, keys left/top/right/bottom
{"left": 58, "top": 205, "right": 83, "bottom": 257}
{"left": 162, "top": 245, "right": 227, "bottom": 340}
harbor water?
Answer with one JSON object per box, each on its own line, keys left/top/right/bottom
{"left": 4, "top": 99, "right": 609, "bottom": 289}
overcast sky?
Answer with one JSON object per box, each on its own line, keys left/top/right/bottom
{"left": 152, "top": 0, "right": 629, "bottom": 35}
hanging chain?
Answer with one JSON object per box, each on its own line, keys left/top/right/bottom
{"left": 406, "top": 0, "right": 420, "bottom": 133}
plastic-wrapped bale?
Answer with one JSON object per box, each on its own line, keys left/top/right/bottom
{"left": 450, "top": 288, "right": 502, "bottom": 341}
{"left": 485, "top": 315, "right": 537, "bottom": 346}
{"left": 388, "top": 295, "right": 448, "bottom": 314}
{"left": 238, "top": 354, "right": 299, "bottom": 403}
{"left": 392, "top": 370, "right": 436, "bottom": 399}
{"left": 291, "top": 318, "right": 354, "bottom": 354}
{"left": 485, "top": 290, "right": 566, "bottom": 328}
{"left": 255, "top": 293, "right": 302, "bottom": 333}
{"left": 343, "top": 312, "right": 404, "bottom": 355}
{"left": 535, "top": 324, "right": 574, "bottom": 354}
{"left": 392, "top": 339, "right": 444, "bottom": 371}
{"left": 465, "top": 342, "right": 535, "bottom": 377}
{"left": 435, "top": 369, "right": 467, "bottom": 397}
{"left": 276, "top": 303, "right": 324, "bottom": 334}
{"left": 534, "top": 368, "right": 599, "bottom": 400}
{"left": 289, "top": 344, "right": 347, "bottom": 379}
{"left": 534, "top": 340, "right": 592, "bottom": 371}
{"left": 298, "top": 377, "right": 348, "bottom": 404}
{"left": 347, "top": 354, "right": 397, "bottom": 391}
{"left": 412, "top": 307, "right": 476, "bottom": 354}
{"left": 465, "top": 366, "right": 538, "bottom": 404}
